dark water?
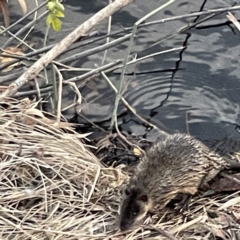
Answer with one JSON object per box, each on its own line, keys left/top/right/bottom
{"left": 2, "top": 0, "right": 240, "bottom": 143}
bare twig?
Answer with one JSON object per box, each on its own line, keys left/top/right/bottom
{"left": 33, "top": 78, "right": 41, "bottom": 101}
{"left": 65, "top": 60, "right": 122, "bottom": 83}
{"left": 227, "top": 12, "right": 240, "bottom": 31}
{"left": 124, "top": 5, "right": 240, "bottom": 30}
{"left": 127, "top": 47, "right": 185, "bottom": 65}
{"left": 77, "top": 113, "right": 108, "bottom": 133}
{"left": 110, "top": 0, "right": 176, "bottom": 129}
{"left": 101, "top": 71, "right": 168, "bottom": 136}
{"left": 60, "top": 33, "right": 131, "bottom": 64}
{"left": 114, "top": 114, "right": 144, "bottom": 153}
{"left": 185, "top": 111, "right": 190, "bottom": 135}
{"left": 0, "top": 31, "right": 102, "bottom": 72}
{"left": 0, "top": 71, "right": 22, "bottom": 83}
{"left": 1, "top": 29, "right": 36, "bottom": 50}
{"left": 0, "top": 52, "right": 37, "bottom": 61}
{"left": 62, "top": 81, "right": 82, "bottom": 112}
{"left": 53, "top": 64, "right": 63, "bottom": 122}
{"left": 70, "top": 46, "right": 183, "bottom": 85}
{"left": 2, "top": 11, "right": 49, "bottom": 49}
{"left": 14, "top": 85, "right": 53, "bottom": 98}
{"left": 102, "top": 0, "right": 113, "bottom": 65}
{"left": 0, "top": 1, "right": 48, "bottom": 35}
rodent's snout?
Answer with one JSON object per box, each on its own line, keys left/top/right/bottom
{"left": 119, "top": 214, "right": 133, "bottom": 231}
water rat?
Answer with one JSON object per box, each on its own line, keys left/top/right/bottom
{"left": 119, "top": 133, "right": 230, "bottom": 231}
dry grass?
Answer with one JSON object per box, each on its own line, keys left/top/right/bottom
{"left": 0, "top": 97, "right": 240, "bottom": 239}
{"left": 0, "top": 97, "right": 127, "bottom": 239}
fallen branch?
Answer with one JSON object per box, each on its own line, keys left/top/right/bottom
{"left": 0, "top": 0, "right": 133, "bottom": 100}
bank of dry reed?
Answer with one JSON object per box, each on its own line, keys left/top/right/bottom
{"left": 0, "top": 97, "right": 240, "bottom": 240}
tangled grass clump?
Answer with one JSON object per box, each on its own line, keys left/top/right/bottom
{"left": 0, "top": 97, "right": 127, "bottom": 239}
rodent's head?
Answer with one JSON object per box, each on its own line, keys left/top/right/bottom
{"left": 119, "top": 186, "right": 151, "bottom": 231}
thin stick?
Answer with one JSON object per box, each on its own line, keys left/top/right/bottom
{"left": 123, "top": 5, "right": 240, "bottom": 30}
{"left": 1, "top": 31, "right": 35, "bottom": 51}
{"left": 185, "top": 111, "right": 190, "bottom": 135}
{"left": 65, "top": 60, "right": 122, "bottom": 83}
{"left": 114, "top": 114, "right": 144, "bottom": 153}
{"left": 0, "top": 0, "right": 48, "bottom": 35}
{"left": 14, "top": 85, "right": 53, "bottom": 98}
{"left": 60, "top": 33, "right": 131, "bottom": 64}
{"left": 16, "top": 3, "right": 39, "bottom": 49}
{"left": 64, "top": 46, "right": 182, "bottom": 85}
{"left": 2, "top": 11, "right": 49, "bottom": 49}
{"left": 0, "top": 0, "right": 134, "bottom": 100}
{"left": 227, "top": 12, "right": 240, "bottom": 32}
{"left": 127, "top": 47, "right": 184, "bottom": 65}
{"left": 62, "top": 81, "right": 82, "bottom": 112}
{"left": 53, "top": 64, "right": 63, "bottom": 123}
{"left": 101, "top": 71, "right": 168, "bottom": 136}
{"left": 102, "top": 0, "right": 113, "bottom": 65}
{"left": 33, "top": 78, "right": 41, "bottom": 102}
{"left": 77, "top": 113, "right": 108, "bottom": 133}
{"left": 110, "top": 0, "right": 176, "bottom": 129}
{"left": 0, "top": 31, "right": 101, "bottom": 72}
{"left": 0, "top": 71, "right": 22, "bottom": 83}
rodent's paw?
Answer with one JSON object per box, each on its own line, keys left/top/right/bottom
{"left": 174, "top": 194, "right": 192, "bottom": 212}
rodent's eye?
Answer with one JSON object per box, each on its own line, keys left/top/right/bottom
{"left": 125, "top": 189, "right": 130, "bottom": 196}
{"left": 139, "top": 195, "right": 148, "bottom": 202}
{"left": 133, "top": 212, "right": 137, "bottom": 216}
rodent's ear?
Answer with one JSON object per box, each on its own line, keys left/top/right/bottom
{"left": 139, "top": 195, "right": 148, "bottom": 202}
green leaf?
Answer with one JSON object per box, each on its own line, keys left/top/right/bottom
{"left": 52, "top": 17, "right": 62, "bottom": 32}
{"left": 55, "top": 2, "right": 65, "bottom": 12}
{"left": 47, "top": 2, "right": 55, "bottom": 11}
{"left": 55, "top": 10, "right": 65, "bottom": 18}
{"left": 46, "top": 14, "right": 53, "bottom": 27}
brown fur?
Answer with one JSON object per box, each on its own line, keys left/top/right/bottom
{"left": 119, "top": 133, "right": 229, "bottom": 231}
